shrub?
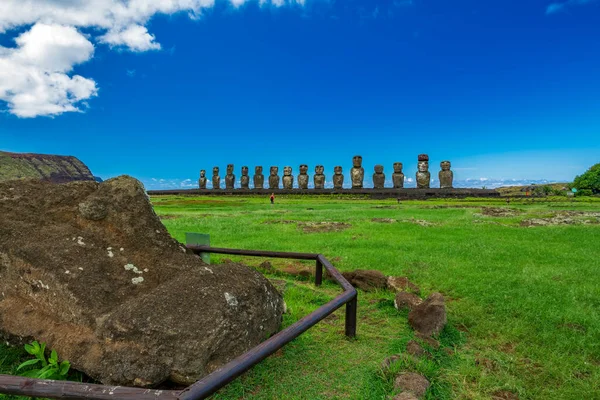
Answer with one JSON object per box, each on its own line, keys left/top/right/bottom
{"left": 573, "top": 163, "right": 600, "bottom": 194}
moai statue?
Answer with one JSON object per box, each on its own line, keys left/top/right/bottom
{"left": 392, "top": 162, "right": 405, "bottom": 189}
{"left": 253, "top": 166, "right": 264, "bottom": 189}
{"left": 314, "top": 165, "right": 325, "bottom": 189}
{"left": 199, "top": 170, "right": 207, "bottom": 189}
{"left": 282, "top": 166, "right": 294, "bottom": 189}
{"left": 333, "top": 166, "right": 344, "bottom": 189}
{"left": 225, "top": 164, "right": 235, "bottom": 189}
{"left": 269, "top": 166, "right": 280, "bottom": 189}
{"left": 416, "top": 154, "right": 431, "bottom": 189}
{"left": 212, "top": 166, "right": 220, "bottom": 190}
{"left": 351, "top": 155, "right": 364, "bottom": 189}
{"left": 373, "top": 165, "right": 385, "bottom": 189}
{"left": 240, "top": 166, "right": 250, "bottom": 189}
{"left": 439, "top": 161, "right": 454, "bottom": 189}
{"left": 298, "top": 164, "right": 309, "bottom": 190}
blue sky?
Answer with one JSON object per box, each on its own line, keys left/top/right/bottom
{"left": 1, "top": 0, "right": 599, "bottom": 189}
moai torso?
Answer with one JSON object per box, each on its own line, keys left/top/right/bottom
{"left": 212, "top": 167, "right": 220, "bottom": 189}
{"left": 269, "top": 166, "right": 280, "bottom": 189}
{"left": 199, "top": 170, "right": 207, "bottom": 189}
{"left": 416, "top": 154, "right": 431, "bottom": 189}
{"left": 241, "top": 166, "right": 250, "bottom": 189}
{"left": 350, "top": 155, "right": 364, "bottom": 189}
{"left": 253, "top": 166, "right": 264, "bottom": 189}
{"left": 439, "top": 161, "right": 453, "bottom": 189}
{"left": 282, "top": 166, "right": 294, "bottom": 189}
{"left": 225, "top": 164, "right": 235, "bottom": 189}
{"left": 333, "top": 166, "right": 344, "bottom": 189}
{"left": 314, "top": 165, "right": 325, "bottom": 189}
{"left": 392, "top": 162, "right": 405, "bottom": 189}
{"left": 298, "top": 164, "right": 309, "bottom": 190}
{"left": 373, "top": 165, "right": 385, "bottom": 189}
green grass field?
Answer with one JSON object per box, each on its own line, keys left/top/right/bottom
{"left": 2, "top": 195, "right": 599, "bottom": 399}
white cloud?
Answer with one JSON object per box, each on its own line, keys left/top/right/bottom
{"left": 99, "top": 25, "right": 161, "bottom": 51}
{"left": 0, "top": 23, "right": 97, "bottom": 118}
{"left": 0, "top": 0, "right": 309, "bottom": 118}
{"left": 546, "top": 0, "right": 597, "bottom": 14}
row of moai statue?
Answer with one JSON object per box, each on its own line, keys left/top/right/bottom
{"left": 198, "top": 155, "right": 453, "bottom": 190}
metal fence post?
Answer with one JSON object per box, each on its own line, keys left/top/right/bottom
{"left": 345, "top": 294, "right": 357, "bottom": 338}
{"left": 315, "top": 259, "right": 323, "bottom": 286}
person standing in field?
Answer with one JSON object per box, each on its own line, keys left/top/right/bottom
{"left": 270, "top": 193, "right": 275, "bottom": 205}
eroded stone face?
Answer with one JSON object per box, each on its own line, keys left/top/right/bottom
{"left": 439, "top": 161, "right": 453, "bottom": 189}
{"left": 351, "top": 156, "right": 364, "bottom": 189}
{"left": 298, "top": 164, "right": 309, "bottom": 189}
{"left": 253, "top": 166, "right": 264, "bottom": 189}
{"left": 240, "top": 166, "right": 250, "bottom": 189}
{"left": 314, "top": 165, "right": 325, "bottom": 189}
{"left": 373, "top": 165, "right": 385, "bottom": 189}
{"left": 282, "top": 166, "right": 294, "bottom": 189}
{"left": 212, "top": 167, "right": 220, "bottom": 190}
{"left": 225, "top": 164, "right": 235, "bottom": 189}
{"left": 392, "top": 163, "right": 404, "bottom": 189}
{"left": 416, "top": 156, "right": 430, "bottom": 189}
{"left": 199, "top": 170, "right": 207, "bottom": 189}
{"left": 333, "top": 166, "right": 344, "bottom": 189}
{"left": 0, "top": 176, "right": 285, "bottom": 387}
{"left": 269, "top": 166, "right": 280, "bottom": 189}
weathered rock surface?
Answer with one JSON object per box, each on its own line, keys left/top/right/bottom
{"left": 408, "top": 293, "right": 447, "bottom": 336}
{"left": 0, "top": 151, "right": 94, "bottom": 183}
{"left": 0, "top": 176, "right": 284, "bottom": 387}
{"left": 381, "top": 354, "right": 402, "bottom": 370}
{"left": 405, "top": 340, "right": 426, "bottom": 357}
{"left": 392, "top": 392, "right": 420, "bottom": 400}
{"left": 387, "top": 276, "right": 420, "bottom": 294}
{"left": 394, "top": 292, "right": 423, "bottom": 311}
{"left": 394, "top": 372, "right": 430, "bottom": 398}
{"left": 342, "top": 269, "right": 387, "bottom": 291}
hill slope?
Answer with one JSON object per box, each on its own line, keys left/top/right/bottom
{"left": 0, "top": 151, "right": 94, "bottom": 183}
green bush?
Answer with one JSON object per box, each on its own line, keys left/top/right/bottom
{"left": 575, "top": 189, "right": 593, "bottom": 197}
{"left": 573, "top": 163, "right": 600, "bottom": 194}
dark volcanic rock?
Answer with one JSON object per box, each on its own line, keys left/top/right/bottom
{"left": 387, "top": 276, "right": 420, "bottom": 294}
{"left": 342, "top": 269, "right": 387, "bottom": 291}
{"left": 394, "top": 292, "right": 423, "bottom": 311}
{"left": 0, "top": 176, "right": 284, "bottom": 387}
{"left": 408, "top": 293, "right": 447, "bottom": 337}
{"left": 0, "top": 151, "right": 94, "bottom": 183}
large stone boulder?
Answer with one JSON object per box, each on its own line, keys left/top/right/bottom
{"left": 0, "top": 151, "right": 95, "bottom": 183}
{"left": 408, "top": 293, "right": 447, "bottom": 337}
{"left": 0, "top": 176, "right": 284, "bottom": 387}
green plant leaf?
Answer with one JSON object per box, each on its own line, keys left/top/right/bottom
{"left": 59, "top": 361, "right": 71, "bottom": 376}
{"left": 38, "top": 367, "right": 59, "bottom": 380}
{"left": 23, "top": 344, "right": 35, "bottom": 355}
{"left": 20, "top": 369, "right": 42, "bottom": 378}
{"left": 17, "top": 359, "right": 40, "bottom": 371}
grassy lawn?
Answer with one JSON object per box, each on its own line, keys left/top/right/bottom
{"left": 2, "top": 195, "right": 599, "bottom": 399}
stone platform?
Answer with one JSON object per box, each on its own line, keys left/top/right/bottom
{"left": 147, "top": 188, "right": 500, "bottom": 199}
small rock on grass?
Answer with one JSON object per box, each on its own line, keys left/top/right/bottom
{"left": 408, "top": 292, "right": 447, "bottom": 337}
{"left": 342, "top": 269, "right": 387, "bottom": 291}
{"left": 381, "top": 354, "right": 402, "bottom": 370}
{"left": 394, "top": 372, "right": 430, "bottom": 398}
{"left": 394, "top": 292, "right": 423, "bottom": 311}
{"left": 258, "top": 260, "right": 276, "bottom": 273}
{"left": 387, "top": 276, "right": 420, "bottom": 294}
{"left": 406, "top": 340, "right": 426, "bottom": 357}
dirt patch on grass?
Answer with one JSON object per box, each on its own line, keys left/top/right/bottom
{"left": 481, "top": 207, "right": 523, "bottom": 217}
{"left": 264, "top": 220, "right": 351, "bottom": 233}
{"left": 299, "top": 221, "right": 351, "bottom": 233}
{"left": 371, "top": 218, "right": 397, "bottom": 223}
{"left": 521, "top": 211, "right": 600, "bottom": 227}
{"left": 492, "top": 390, "right": 519, "bottom": 400}
{"left": 400, "top": 218, "right": 437, "bottom": 227}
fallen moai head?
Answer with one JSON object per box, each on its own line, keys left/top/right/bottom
{"left": 0, "top": 176, "right": 284, "bottom": 387}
